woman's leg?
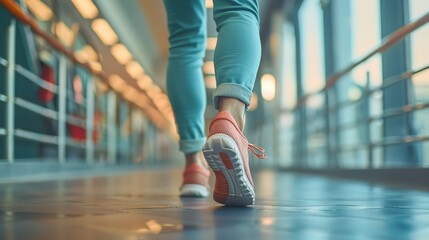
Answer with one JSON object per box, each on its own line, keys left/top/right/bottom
{"left": 163, "top": 0, "right": 210, "bottom": 197}
{"left": 163, "top": 0, "right": 207, "bottom": 158}
{"left": 203, "top": 0, "right": 263, "bottom": 206}
{"left": 213, "top": 0, "right": 261, "bottom": 126}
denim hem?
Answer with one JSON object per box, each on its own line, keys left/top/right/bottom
{"left": 179, "top": 137, "right": 206, "bottom": 153}
{"left": 213, "top": 83, "right": 253, "bottom": 110}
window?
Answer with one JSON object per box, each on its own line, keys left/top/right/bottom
{"left": 409, "top": 0, "right": 429, "bottom": 166}
{"left": 298, "top": 0, "right": 326, "bottom": 95}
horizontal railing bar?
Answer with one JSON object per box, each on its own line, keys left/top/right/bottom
{"left": 328, "top": 64, "right": 429, "bottom": 112}
{"left": 306, "top": 127, "right": 326, "bottom": 136}
{"left": 332, "top": 144, "right": 367, "bottom": 153}
{"left": 303, "top": 64, "right": 429, "bottom": 120}
{"left": 15, "top": 129, "right": 57, "bottom": 145}
{"left": 66, "top": 138, "right": 86, "bottom": 149}
{"left": 66, "top": 115, "right": 87, "bottom": 127}
{"left": 0, "top": 0, "right": 166, "bottom": 128}
{"left": 381, "top": 102, "right": 429, "bottom": 119}
{"left": 15, "top": 97, "right": 58, "bottom": 120}
{"left": 66, "top": 92, "right": 87, "bottom": 108}
{"left": 373, "top": 135, "right": 429, "bottom": 146}
{"left": 373, "top": 65, "right": 429, "bottom": 92}
{"left": 332, "top": 135, "right": 429, "bottom": 153}
{"left": 328, "top": 101, "right": 429, "bottom": 132}
{"left": 0, "top": 94, "right": 6, "bottom": 102}
{"left": 280, "top": 12, "right": 429, "bottom": 113}
{"left": 0, "top": 128, "right": 6, "bottom": 135}
{"left": 15, "top": 64, "right": 58, "bottom": 93}
{"left": 0, "top": 56, "right": 7, "bottom": 66}
{"left": 94, "top": 145, "right": 106, "bottom": 151}
{"left": 17, "top": 53, "right": 89, "bottom": 109}
{"left": 0, "top": 0, "right": 102, "bottom": 78}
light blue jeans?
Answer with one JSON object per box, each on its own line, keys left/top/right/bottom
{"left": 163, "top": 0, "right": 261, "bottom": 153}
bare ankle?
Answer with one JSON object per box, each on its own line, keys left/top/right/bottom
{"left": 219, "top": 97, "right": 246, "bottom": 130}
{"left": 185, "top": 151, "right": 207, "bottom": 167}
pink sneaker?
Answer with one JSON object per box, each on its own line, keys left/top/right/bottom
{"left": 203, "top": 111, "right": 266, "bottom": 206}
{"left": 180, "top": 163, "right": 210, "bottom": 198}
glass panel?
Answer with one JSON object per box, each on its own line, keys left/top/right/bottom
{"left": 298, "top": 0, "right": 326, "bottom": 95}
{"left": 281, "top": 22, "right": 297, "bottom": 109}
{"left": 409, "top": 0, "right": 429, "bottom": 166}
{"left": 278, "top": 21, "right": 297, "bottom": 167}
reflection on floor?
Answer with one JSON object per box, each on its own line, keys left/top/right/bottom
{"left": 1, "top": 166, "right": 429, "bottom": 240}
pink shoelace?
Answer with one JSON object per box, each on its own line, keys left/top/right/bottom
{"left": 248, "top": 143, "right": 267, "bottom": 159}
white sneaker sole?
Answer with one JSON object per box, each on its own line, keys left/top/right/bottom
{"left": 180, "top": 184, "right": 209, "bottom": 198}
{"left": 203, "top": 133, "right": 255, "bottom": 206}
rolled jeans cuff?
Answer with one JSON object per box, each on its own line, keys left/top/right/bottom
{"left": 179, "top": 137, "right": 206, "bottom": 153}
{"left": 213, "top": 83, "right": 253, "bottom": 110}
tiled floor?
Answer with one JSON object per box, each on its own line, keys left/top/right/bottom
{"left": 1, "top": 166, "right": 429, "bottom": 240}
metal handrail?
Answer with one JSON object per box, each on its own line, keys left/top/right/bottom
{"left": 15, "top": 97, "right": 58, "bottom": 120}
{"left": 0, "top": 57, "right": 7, "bottom": 66}
{"left": 328, "top": 64, "right": 429, "bottom": 113}
{"left": 0, "top": 0, "right": 171, "bottom": 130}
{"left": 332, "top": 135, "right": 429, "bottom": 153}
{"left": 14, "top": 63, "right": 59, "bottom": 93}
{"left": 66, "top": 114, "right": 87, "bottom": 128}
{"left": 285, "top": 12, "right": 429, "bottom": 112}
{"left": 0, "top": 0, "right": 102, "bottom": 78}
{"left": 14, "top": 128, "right": 57, "bottom": 145}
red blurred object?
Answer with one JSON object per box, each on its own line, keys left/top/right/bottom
{"left": 67, "top": 112, "right": 103, "bottom": 143}
{"left": 38, "top": 64, "right": 55, "bottom": 103}
{"left": 68, "top": 123, "right": 99, "bottom": 143}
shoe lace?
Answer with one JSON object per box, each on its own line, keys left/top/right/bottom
{"left": 248, "top": 143, "right": 267, "bottom": 159}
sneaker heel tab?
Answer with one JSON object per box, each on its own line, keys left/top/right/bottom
{"left": 209, "top": 111, "right": 238, "bottom": 130}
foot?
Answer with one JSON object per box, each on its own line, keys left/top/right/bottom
{"left": 203, "top": 111, "right": 266, "bottom": 206}
{"left": 180, "top": 163, "right": 210, "bottom": 198}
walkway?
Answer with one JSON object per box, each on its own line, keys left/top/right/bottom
{"left": 1, "top": 166, "right": 428, "bottom": 239}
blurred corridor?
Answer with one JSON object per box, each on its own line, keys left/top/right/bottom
{"left": 1, "top": 0, "right": 429, "bottom": 239}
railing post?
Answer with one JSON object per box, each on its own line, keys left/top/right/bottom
{"left": 5, "top": 19, "right": 16, "bottom": 163}
{"left": 57, "top": 56, "right": 67, "bottom": 164}
{"left": 85, "top": 76, "right": 95, "bottom": 164}
{"left": 106, "top": 91, "right": 117, "bottom": 163}
{"left": 324, "top": 89, "right": 332, "bottom": 168}
{"left": 365, "top": 72, "right": 373, "bottom": 168}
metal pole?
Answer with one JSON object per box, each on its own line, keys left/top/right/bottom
{"left": 365, "top": 72, "right": 373, "bottom": 168}
{"left": 324, "top": 89, "right": 332, "bottom": 168}
{"left": 85, "top": 76, "right": 95, "bottom": 164}
{"left": 106, "top": 91, "right": 117, "bottom": 163}
{"left": 5, "top": 19, "right": 16, "bottom": 163}
{"left": 57, "top": 56, "right": 67, "bottom": 164}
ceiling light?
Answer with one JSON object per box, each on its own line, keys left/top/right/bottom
{"left": 123, "top": 88, "right": 139, "bottom": 101}
{"left": 137, "top": 75, "right": 153, "bottom": 90}
{"left": 203, "top": 61, "right": 215, "bottom": 75}
{"left": 75, "top": 45, "right": 98, "bottom": 63}
{"left": 204, "top": 76, "right": 216, "bottom": 89}
{"left": 71, "top": 0, "right": 98, "bottom": 19}
{"left": 205, "top": 0, "right": 213, "bottom": 9}
{"left": 88, "top": 61, "right": 102, "bottom": 73}
{"left": 25, "top": 0, "right": 53, "bottom": 21}
{"left": 126, "top": 61, "right": 144, "bottom": 79}
{"left": 147, "top": 85, "right": 161, "bottom": 99}
{"left": 53, "top": 22, "right": 74, "bottom": 47}
{"left": 111, "top": 43, "right": 132, "bottom": 65}
{"left": 249, "top": 93, "right": 258, "bottom": 111}
{"left": 92, "top": 18, "right": 118, "bottom": 46}
{"left": 261, "top": 73, "right": 276, "bottom": 101}
{"left": 108, "top": 75, "right": 127, "bottom": 92}
{"left": 207, "top": 37, "right": 217, "bottom": 50}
